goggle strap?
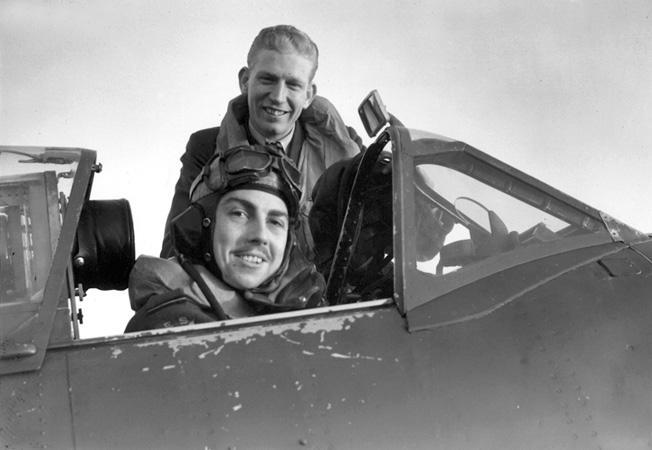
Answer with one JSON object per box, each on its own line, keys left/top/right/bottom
{"left": 189, "top": 164, "right": 212, "bottom": 200}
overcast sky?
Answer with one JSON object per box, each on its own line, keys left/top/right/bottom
{"left": 1, "top": 0, "right": 650, "bottom": 337}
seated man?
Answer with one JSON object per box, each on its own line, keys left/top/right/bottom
{"left": 126, "top": 144, "right": 324, "bottom": 332}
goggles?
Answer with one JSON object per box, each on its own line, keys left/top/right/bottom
{"left": 222, "top": 145, "right": 302, "bottom": 194}
{"left": 191, "top": 144, "right": 302, "bottom": 219}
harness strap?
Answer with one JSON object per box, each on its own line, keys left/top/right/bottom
{"left": 177, "top": 254, "right": 229, "bottom": 321}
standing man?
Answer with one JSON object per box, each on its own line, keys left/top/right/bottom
{"left": 161, "top": 25, "right": 362, "bottom": 259}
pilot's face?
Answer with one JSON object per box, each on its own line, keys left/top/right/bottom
{"left": 212, "top": 189, "right": 289, "bottom": 290}
{"left": 239, "top": 50, "right": 316, "bottom": 142}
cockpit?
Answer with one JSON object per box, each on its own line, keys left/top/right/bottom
{"left": 1, "top": 124, "right": 646, "bottom": 374}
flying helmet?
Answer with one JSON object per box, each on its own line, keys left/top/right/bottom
{"left": 170, "top": 143, "right": 302, "bottom": 276}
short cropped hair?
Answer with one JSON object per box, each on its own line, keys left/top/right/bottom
{"left": 247, "top": 25, "right": 319, "bottom": 80}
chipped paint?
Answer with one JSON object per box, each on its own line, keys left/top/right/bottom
{"left": 599, "top": 211, "right": 648, "bottom": 243}
{"left": 110, "top": 348, "right": 123, "bottom": 359}
{"left": 330, "top": 352, "right": 383, "bottom": 361}
{"left": 198, "top": 344, "right": 225, "bottom": 360}
{"left": 133, "top": 309, "right": 378, "bottom": 357}
{"left": 279, "top": 334, "right": 301, "bottom": 345}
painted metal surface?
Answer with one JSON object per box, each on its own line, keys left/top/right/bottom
{"left": 3, "top": 248, "right": 652, "bottom": 450}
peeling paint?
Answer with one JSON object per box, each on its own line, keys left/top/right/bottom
{"left": 330, "top": 352, "right": 383, "bottom": 361}
{"left": 279, "top": 334, "right": 301, "bottom": 345}
{"left": 133, "top": 310, "right": 376, "bottom": 356}
{"left": 198, "top": 345, "right": 225, "bottom": 360}
{"left": 135, "top": 334, "right": 222, "bottom": 357}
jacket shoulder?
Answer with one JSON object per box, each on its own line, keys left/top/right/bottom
{"left": 188, "top": 127, "right": 220, "bottom": 148}
{"left": 128, "top": 256, "right": 191, "bottom": 310}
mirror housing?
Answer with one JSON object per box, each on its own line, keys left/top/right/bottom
{"left": 358, "top": 90, "right": 391, "bottom": 138}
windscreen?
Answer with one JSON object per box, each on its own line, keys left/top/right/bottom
{"left": 408, "top": 140, "right": 609, "bottom": 276}
{"left": 0, "top": 147, "right": 80, "bottom": 305}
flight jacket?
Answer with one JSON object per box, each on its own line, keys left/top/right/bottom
{"left": 125, "top": 255, "right": 254, "bottom": 332}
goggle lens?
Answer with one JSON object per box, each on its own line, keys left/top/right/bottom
{"left": 224, "top": 148, "right": 272, "bottom": 174}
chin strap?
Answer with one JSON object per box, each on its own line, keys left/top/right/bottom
{"left": 177, "top": 254, "right": 229, "bottom": 321}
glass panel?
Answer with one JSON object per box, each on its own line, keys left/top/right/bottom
{"left": 0, "top": 147, "right": 80, "bottom": 305}
{"left": 413, "top": 162, "right": 608, "bottom": 275}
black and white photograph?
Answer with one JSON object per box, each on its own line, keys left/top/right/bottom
{"left": 2, "top": 1, "right": 651, "bottom": 448}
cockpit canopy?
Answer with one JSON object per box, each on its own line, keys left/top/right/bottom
{"left": 1, "top": 146, "right": 134, "bottom": 374}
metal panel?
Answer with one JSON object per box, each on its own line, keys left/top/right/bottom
{"left": 0, "top": 352, "right": 75, "bottom": 449}
{"left": 406, "top": 242, "right": 631, "bottom": 331}
{"left": 3, "top": 285, "right": 649, "bottom": 449}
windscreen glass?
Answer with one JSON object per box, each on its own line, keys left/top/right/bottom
{"left": 0, "top": 147, "right": 81, "bottom": 305}
{"left": 406, "top": 134, "right": 609, "bottom": 276}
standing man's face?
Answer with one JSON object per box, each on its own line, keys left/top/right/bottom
{"left": 239, "top": 50, "right": 317, "bottom": 142}
{"left": 212, "top": 189, "right": 289, "bottom": 291}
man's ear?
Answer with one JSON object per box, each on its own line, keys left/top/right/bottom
{"left": 238, "top": 67, "right": 250, "bottom": 94}
{"left": 303, "top": 83, "right": 317, "bottom": 109}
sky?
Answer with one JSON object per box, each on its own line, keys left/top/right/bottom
{"left": 1, "top": 0, "right": 651, "bottom": 338}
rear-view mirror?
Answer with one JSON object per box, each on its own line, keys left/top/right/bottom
{"left": 358, "top": 90, "right": 390, "bottom": 137}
